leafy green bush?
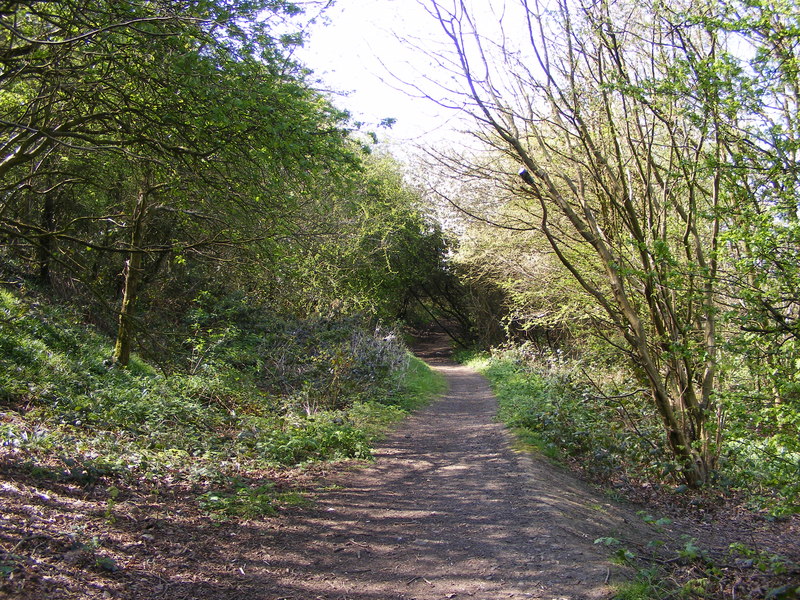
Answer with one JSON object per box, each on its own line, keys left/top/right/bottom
{"left": 716, "top": 374, "right": 800, "bottom": 514}
{"left": 252, "top": 416, "right": 373, "bottom": 465}
{"left": 0, "top": 286, "right": 444, "bottom": 488}
{"left": 184, "top": 291, "right": 410, "bottom": 411}
{"left": 467, "top": 343, "right": 799, "bottom": 514}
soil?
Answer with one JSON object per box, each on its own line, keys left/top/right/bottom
{"left": 1, "top": 335, "right": 798, "bottom": 599}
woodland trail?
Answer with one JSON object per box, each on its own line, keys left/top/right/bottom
{"left": 4, "top": 341, "right": 798, "bottom": 600}
{"left": 1, "top": 339, "right": 652, "bottom": 600}
{"left": 250, "top": 342, "right": 640, "bottom": 600}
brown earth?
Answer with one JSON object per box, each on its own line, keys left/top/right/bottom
{"left": 1, "top": 337, "right": 798, "bottom": 599}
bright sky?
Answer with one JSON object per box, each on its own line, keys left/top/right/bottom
{"left": 295, "top": 0, "right": 466, "bottom": 151}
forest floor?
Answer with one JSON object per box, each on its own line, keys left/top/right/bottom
{"left": 1, "top": 335, "right": 798, "bottom": 599}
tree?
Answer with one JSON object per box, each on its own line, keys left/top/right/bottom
{"left": 419, "top": 0, "right": 734, "bottom": 486}
{"left": 0, "top": 0, "right": 357, "bottom": 366}
{"left": 711, "top": 0, "right": 800, "bottom": 407}
{"left": 274, "top": 151, "right": 469, "bottom": 335}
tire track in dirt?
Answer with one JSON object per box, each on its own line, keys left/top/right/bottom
{"left": 258, "top": 355, "right": 639, "bottom": 599}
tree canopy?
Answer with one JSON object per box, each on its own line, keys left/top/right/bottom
{"left": 0, "top": 0, "right": 459, "bottom": 368}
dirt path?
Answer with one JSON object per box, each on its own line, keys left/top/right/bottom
{"left": 5, "top": 342, "right": 799, "bottom": 599}
{"left": 1, "top": 347, "right": 653, "bottom": 600}
{"left": 252, "top": 352, "right": 637, "bottom": 599}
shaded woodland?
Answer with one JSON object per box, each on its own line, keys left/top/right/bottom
{"left": 1, "top": 1, "right": 799, "bottom": 598}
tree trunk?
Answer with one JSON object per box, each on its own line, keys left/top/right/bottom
{"left": 112, "top": 186, "right": 148, "bottom": 367}
{"left": 37, "top": 187, "right": 56, "bottom": 286}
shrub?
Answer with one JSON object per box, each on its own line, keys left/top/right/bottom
{"left": 468, "top": 343, "right": 800, "bottom": 514}
{"left": 467, "top": 346, "right": 679, "bottom": 484}
{"left": 0, "top": 286, "right": 443, "bottom": 488}
{"left": 252, "top": 415, "right": 373, "bottom": 466}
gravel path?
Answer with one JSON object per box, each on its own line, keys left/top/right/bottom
{"left": 260, "top": 356, "right": 636, "bottom": 599}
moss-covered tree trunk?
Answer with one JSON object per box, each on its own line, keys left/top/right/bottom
{"left": 112, "top": 185, "right": 148, "bottom": 367}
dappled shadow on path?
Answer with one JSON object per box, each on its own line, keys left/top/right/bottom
{"left": 1, "top": 359, "right": 635, "bottom": 600}
{"left": 240, "top": 361, "right": 632, "bottom": 600}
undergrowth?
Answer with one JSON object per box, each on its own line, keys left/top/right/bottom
{"left": 461, "top": 344, "right": 799, "bottom": 516}
{"left": 460, "top": 344, "right": 800, "bottom": 598}
{"left": 0, "top": 286, "right": 445, "bottom": 498}
{"left": 597, "top": 515, "right": 800, "bottom": 599}
{"left": 461, "top": 347, "right": 667, "bottom": 484}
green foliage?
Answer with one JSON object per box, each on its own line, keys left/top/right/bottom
{"left": 348, "top": 356, "right": 447, "bottom": 440}
{"left": 466, "top": 347, "right": 668, "bottom": 483}
{"left": 605, "top": 536, "right": 800, "bottom": 600}
{"left": 612, "top": 568, "right": 669, "bottom": 600}
{"left": 183, "top": 290, "right": 412, "bottom": 411}
{"left": 595, "top": 534, "right": 640, "bottom": 568}
{"left": 388, "top": 355, "right": 448, "bottom": 412}
{"left": 679, "top": 577, "right": 712, "bottom": 598}
{"left": 728, "top": 543, "right": 797, "bottom": 576}
{"left": 594, "top": 537, "right": 623, "bottom": 547}
{"left": 466, "top": 343, "right": 799, "bottom": 513}
{"left": 638, "top": 512, "right": 673, "bottom": 531}
{"left": 93, "top": 556, "right": 119, "bottom": 573}
{"left": 0, "top": 287, "right": 444, "bottom": 489}
{"left": 252, "top": 416, "right": 373, "bottom": 465}
{"left": 283, "top": 152, "right": 464, "bottom": 327}
{"left": 198, "top": 482, "right": 308, "bottom": 520}
{"left": 716, "top": 370, "right": 800, "bottom": 515}
{"left": 0, "top": 556, "right": 21, "bottom": 580}
{"left": 104, "top": 486, "right": 120, "bottom": 523}
{"left": 1, "top": 0, "right": 459, "bottom": 369}
{"left": 677, "top": 536, "right": 709, "bottom": 564}
{"left": 765, "top": 585, "right": 800, "bottom": 600}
